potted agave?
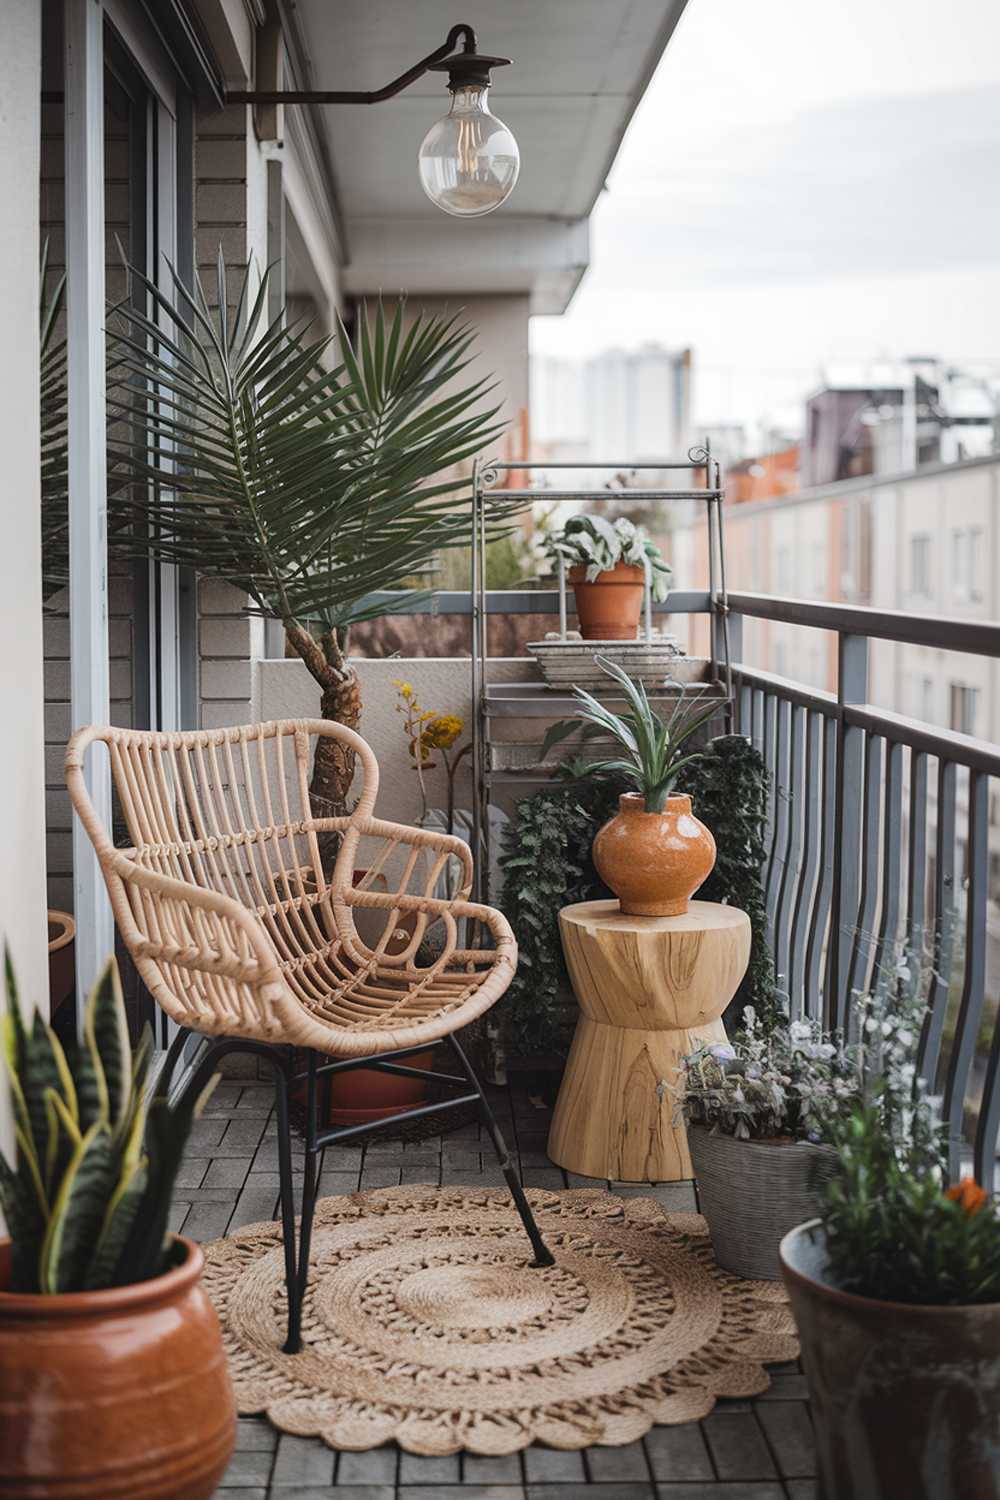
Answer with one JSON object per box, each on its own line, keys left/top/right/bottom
{"left": 541, "top": 657, "right": 719, "bottom": 915}
{"left": 544, "top": 514, "right": 672, "bottom": 639}
{"left": 0, "top": 956, "right": 234, "bottom": 1499}
{"left": 781, "top": 1105, "right": 1000, "bottom": 1500}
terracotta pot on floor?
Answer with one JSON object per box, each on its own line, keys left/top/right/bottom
{"left": 0, "top": 1237, "right": 235, "bottom": 1500}
{"left": 568, "top": 562, "right": 645, "bottom": 640}
{"left": 593, "top": 792, "right": 716, "bottom": 916}
{"left": 46, "top": 910, "right": 75, "bottom": 1016}
{"left": 781, "top": 1220, "right": 1000, "bottom": 1500}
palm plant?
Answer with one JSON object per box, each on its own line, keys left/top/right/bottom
{"left": 105, "top": 253, "right": 519, "bottom": 815}
{"left": 541, "top": 657, "right": 720, "bottom": 812}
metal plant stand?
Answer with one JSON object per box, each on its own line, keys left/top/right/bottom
{"left": 469, "top": 446, "right": 733, "bottom": 904}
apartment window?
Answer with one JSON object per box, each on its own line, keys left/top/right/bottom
{"left": 909, "top": 533, "right": 932, "bottom": 597}
{"left": 951, "top": 527, "right": 984, "bottom": 601}
{"left": 775, "top": 546, "right": 792, "bottom": 594}
{"left": 949, "top": 683, "right": 979, "bottom": 737}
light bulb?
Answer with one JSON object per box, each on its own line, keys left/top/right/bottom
{"left": 418, "top": 84, "right": 519, "bottom": 218}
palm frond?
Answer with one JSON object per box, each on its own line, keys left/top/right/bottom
{"left": 107, "top": 259, "right": 519, "bottom": 634}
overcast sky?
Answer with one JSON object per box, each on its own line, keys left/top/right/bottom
{"left": 529, "top": 0, "right": 1000, "bottom": 439}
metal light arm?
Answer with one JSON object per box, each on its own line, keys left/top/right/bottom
{"left": 227, "top": 23, "right": 482, "bottom": 107}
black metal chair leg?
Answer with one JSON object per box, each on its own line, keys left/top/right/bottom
{"left": 448, "top": 1035, "right": 555, "bottom": 1268}
{"left": 272, "top": 1056, "right": 303, "bottom": 1355}
{"left": 286, "top": 1051, "right": 322, "bottom": 1355}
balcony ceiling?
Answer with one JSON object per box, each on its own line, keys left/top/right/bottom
{"left": 287, "top": 0, "right": 688, "bottom": 312}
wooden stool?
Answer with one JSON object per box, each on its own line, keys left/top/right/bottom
{"left": 548, "top": 899, "right": 751, "bottom": 1183}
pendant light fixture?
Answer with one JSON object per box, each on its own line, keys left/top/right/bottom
{"left": 228, "top": 24, "right": 519, "bottom": 218}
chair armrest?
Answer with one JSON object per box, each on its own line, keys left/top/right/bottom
{"left": 103, "top": 851, "right": 294, "bottom": 1036}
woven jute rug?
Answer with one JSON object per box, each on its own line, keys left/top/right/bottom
{"left": 203, "top": 1185, "right": 798, "bottom": 1455}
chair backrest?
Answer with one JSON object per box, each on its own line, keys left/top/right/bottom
{"left": 65, "top": 719, "right": 379, "bottom": 995}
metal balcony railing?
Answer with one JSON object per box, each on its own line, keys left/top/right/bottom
{"left": 359, "top": 584, "right": 1000, "bottom": 1187}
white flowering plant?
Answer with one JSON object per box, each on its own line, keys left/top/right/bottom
{"left": 679, "top": 953, "right": 936, "bottom": 1146}
{"left": 679, "top": 1009, "right": 858, "bottom": 1142}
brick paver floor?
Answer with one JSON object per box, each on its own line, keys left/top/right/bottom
{"left": 177, "top": 1079, "right": 816, "bottom": 1500}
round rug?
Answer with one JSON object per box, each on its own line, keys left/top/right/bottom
{"left": 203, "top": 1185, "right": 799, "bottom": 1455}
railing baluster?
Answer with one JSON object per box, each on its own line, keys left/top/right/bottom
{"left": 762, "top": 691, "right": 777, "bottom": 880}
{"left": 765, "top": 697, "right": 792, "bottom": 952}
{"left": 874, "top": 739, "right": 904, "bottom": 972}
{"left": 943, "top": 769, "right": 989, "bottom": 1181}
{"left": 846, "top": 733, "right": 882, "bottom": 1008}
{"left": 789, "top": 710, "right": 822, "bottom": 1020}
{"left": 775, "top": 704, "right": 805, "bottom": 1010}
{"left": 806, "top": 713, "right": 837, "bottom": 1022}
{"left": 751, "top": 687, "right": 764, "bottom": 753}
{"left": 919, "top": 759, "right": 957, "bottom": 1087}
{"left": 905, "top": 750, "right": 929, "bottom": 958}
{"left": 828, "top": 633, "right": 868, "bottom": 1030}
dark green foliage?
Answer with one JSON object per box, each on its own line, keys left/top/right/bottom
{"left": 821, "top": 1104, "right": 1000, "bottom": 1305}
{"left": 499, "top": 734, "right": 776, "bottom": 1058}
{"left": 676, "top": 734, "right": 778, "bottom": 1028}
{"left": 498, "top": 774, "right": 620, "bottom": 1057}
{"left": 0, "top": 954, "right": 212, "bottom": 1294}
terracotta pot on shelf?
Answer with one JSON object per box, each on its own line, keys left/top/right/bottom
{"left": 593, "top": 792, "right": 715, "bottom": 917}
{"left": 568, "top": 562, "right": 645, "bottom": 640}
{"left": 0, "top": 1237, "right": 234, "bottom": 1500}
{"left": 780, "top": 1220, "right": 1000, "bottom": 1500}
{"left": 46, "top": 910, "right": 75, "bottom": 1016}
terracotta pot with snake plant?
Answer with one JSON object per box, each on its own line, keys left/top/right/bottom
{"left": 541, "top": 657, "right": 722, "bottom": 916}
{"left": 102, "top": 254, "right": 522, "bottom": 827}
{"left": 0, "top": 957, "right": 233, "bottom": 1499}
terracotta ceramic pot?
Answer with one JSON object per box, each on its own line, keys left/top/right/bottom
{"left": 0, "top": 1237, "right": 235, "bottom": 1499}
{"left": 781, "top": 1220, "right": 1000, "bottom": 1500}
{"left": 568, "top": 562, "right": 645, "bottom": 640}
{"left": 593, "top": 792, "right": 716, "bottom": 916}
{"left": 46, "top": 910, "right": 75, "bottom": 1016}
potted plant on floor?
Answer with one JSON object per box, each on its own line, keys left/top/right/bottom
{"left": 0, "top": 955, "right": 234, "bottom": 1499}
{"left": 544, "top": 515, "right": 671, "bottom": 639}
{"left": 541, "top": 657, "right": 719, "bottom": 915}
{"left": 781, "top": 1110, "right": 1000, "bottom": 1499}
{"left": 679, "top": 1007, "right": 849, "bottom": 1278}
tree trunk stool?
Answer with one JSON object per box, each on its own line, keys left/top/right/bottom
{"left": 548, "top": 899, "right": 751, "bottom": 1183}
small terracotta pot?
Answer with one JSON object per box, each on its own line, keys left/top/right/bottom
{"left": 569, "top": 562, "right": 645, "bottom": 640}
{"left": 0, "top": 1237, "right": 235, "bottom": 1499}
{"left": 46, "top": 910, "right": 75, "bottom": 1016}
{"left": 593, "top": 792, "right": 715, "bottom": 916}
{"left": 780, "top": 1220, "right": 1000, "bottom": 1500}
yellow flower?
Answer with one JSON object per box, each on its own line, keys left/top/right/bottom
{"left": 420, "top": 714, "right": 464, "bottom": 751}
{"left": 392, "top": 679, "right": 414, "bottom": 700}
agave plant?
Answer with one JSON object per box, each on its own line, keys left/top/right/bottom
{"left": 0, "top": 955, "right": 213, "bottom": 1294}
{"left": 540, "top": 657, "right": 719, "bottom": 812}
{"left": 104, "top": 253, "right": 520, "bottom": 816}
{"left": 543, "top": 514, "right": 672, "bottom": 601}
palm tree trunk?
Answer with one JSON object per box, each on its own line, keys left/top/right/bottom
{"left": 283, "top": 620, "right": 361, "bottom": 820}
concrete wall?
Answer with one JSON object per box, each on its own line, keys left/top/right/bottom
{"left": 0, "top": 0, "right": 48, "bottom": 1032}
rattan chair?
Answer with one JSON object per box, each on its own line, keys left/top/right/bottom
{"left": 65, "top": 718, "right": 553, "bottom": 1352}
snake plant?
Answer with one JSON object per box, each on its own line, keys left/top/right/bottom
{"left": 0, "top": 954, "right": 213, "bottom": 1294}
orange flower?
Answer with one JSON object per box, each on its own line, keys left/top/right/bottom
{"left": 945, "top": 1177, "right": 989, "bottom": 1216}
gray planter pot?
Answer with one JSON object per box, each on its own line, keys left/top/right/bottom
{"left": 781, "top": 1220, "right": 1000, "bottom": 1500}
{"left": 687, "top": 1125, "right": 837, "bottom": 1280}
